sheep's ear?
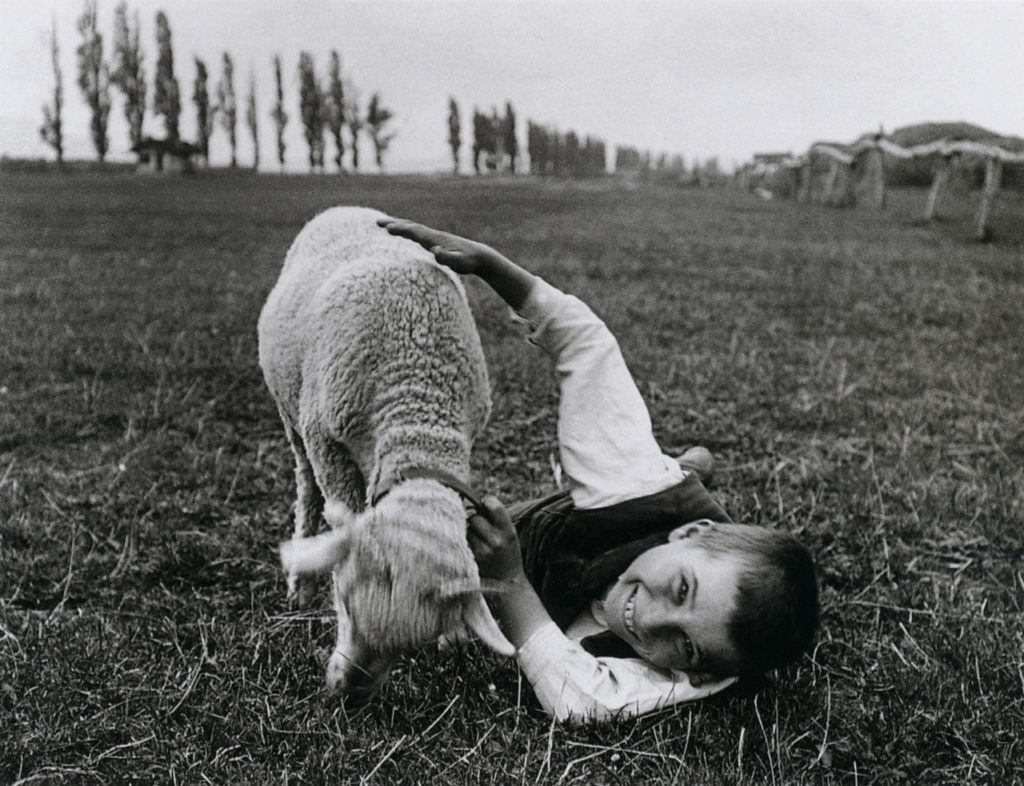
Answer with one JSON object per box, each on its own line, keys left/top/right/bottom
{"left": 279, "top": 529, "right": 351, "bottom": 576}
{"left": 462, "top": 593, "right": 515, "bottom": 657}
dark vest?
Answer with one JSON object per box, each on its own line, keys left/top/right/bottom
{"left": 512, "top": 472, "right": 733, "bottom": 658}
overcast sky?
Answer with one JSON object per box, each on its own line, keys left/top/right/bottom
{"left": 2, "top": 0, "right": 1023, "bottom": 172}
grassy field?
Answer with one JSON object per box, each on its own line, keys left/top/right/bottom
{"left": 1, "top": 169, "right": 1022, "bottom": 785}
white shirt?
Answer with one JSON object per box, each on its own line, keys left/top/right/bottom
{"left": 513, "top": 279, "right": 685, "bottom": 509}
{"left": 510, "top": 278, "right": 736, "bottom": 724}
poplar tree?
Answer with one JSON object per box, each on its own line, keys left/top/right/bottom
{"left": 447, "top": 97, "right": 460, "bottom": 174}
{"left": 298, "top": 52, "right": 325, "bottom": 171}
{"left": 325, "top": 50, "right": 346, "bottom": 172}
{"left": 490, "top": 106, "right": 503, "bottom": 172}
{"left": 503, "top": 102, "right": 518, "bottom": 174}
{"left": 471, "top": 109, "right": 497, "bottom": 173}
{"left": 217, "top": 52, "right": 237, "bottom": 167}
{"left": 526, "top": 120, "right": 542, "bottom": 175}
{"left": 111, "top": 1, "right": 146, "bottom": 156}
{"left": 192, "top": 57, "right": 213, "bottom": 164}
{"left": 564, "top": 130, "right": 580, "bottom": 177}
{"left": 471, "top": 108, "right": 483, "bottom": 174}
{"left": 245, "top": 70, "right": 259, "bottom": 171}
{"left": 343, "top": 78, "right": 361, "bottom": 171}
{"left": 39, "top": 20, "right": 64, "bottom": 166}
{"left": 550, "top": 128, "right": 563, "bottom": 176}
{"left": 366, "top": 92, "right": 396, "bottom": 173}
{"left": 76, "top": 0, "right": 111, "bottom": 162}
{"left": 153, "top": 11, "right": 180, "bottom": 142}
{"left": 270, "top": 55, "right": 288, "bottom": 172}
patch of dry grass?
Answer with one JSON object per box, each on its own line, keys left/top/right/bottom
{"left": 1, "top": 170, "right": 1022, "bottom": 784}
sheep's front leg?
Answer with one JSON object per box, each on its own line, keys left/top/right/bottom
{"left": 304, "top": 436, "right": 398, "bottom": 701}
{"left": 283, "top": 420, "right": 324, "bottom": 605}
{"left": 304, "top": 432, "right": 367, "bottom": 518}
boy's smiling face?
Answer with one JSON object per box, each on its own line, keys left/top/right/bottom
{"left": 602, "top": 522, "right": 743, "bottom": 684}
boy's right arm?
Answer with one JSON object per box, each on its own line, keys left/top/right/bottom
{"left": 377, "top": 217, "right": 538, "bottom": 310}
{"left": 379, "top": 216, "right": 683, "bottom": 510}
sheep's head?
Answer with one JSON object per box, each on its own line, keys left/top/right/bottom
{"left": 280, "top": 479, "right": 513, "bottom": 698}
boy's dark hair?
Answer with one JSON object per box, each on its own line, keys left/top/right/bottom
{"left": 695, "top": 523, "right": 819, "bottom": 675}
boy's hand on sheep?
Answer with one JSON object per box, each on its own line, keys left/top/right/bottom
{"left": 467, "top": 495, "right": 525, "bottom": 584}
{"left": 377, "top": 217, "right": 494, "bottom": 275}
{"left": 379, "top": 215, "right": 538, "bottom": 310}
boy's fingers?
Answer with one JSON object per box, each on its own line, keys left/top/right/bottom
{"left": 376, "top": 217, "right": 408, "bottom": 233}
{"left": 480, "top": 495, "right": 512, "bottom": 529}
{"left": 467, "top": 528, "right": 487, "bottom": 555}
{"left": 377, "top": 217, "right": 417, "bottom": 237}
{"left": 378, "top": 217, "right": 445, "bottom": 246}
{"left": 432, "top": 247, "right": 469, "bottom": 264}
{"left": 468, "top": 512, "right": 502, "bottom": 548}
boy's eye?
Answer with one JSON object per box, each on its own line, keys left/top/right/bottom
{"left": 676, "top": 575, "right": 689, "bottom": 604}
{"left": 678, "top": 633, "right": 694, "bottom": 662}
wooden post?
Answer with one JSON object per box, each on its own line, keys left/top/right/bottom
{"left": 860, "top": 145, "right": 886, "bottom": 209}
{"left": 785, "top": 165, "right": 799, "bottom": 199}
{"left": 737, "top": 166, "right": 750, "bottom": 191}
{"left": 826, "top": 160, "right": 856, "bottom": 207}
{"left": 797, "top": 162, "right": 811, "bottom": 202}
{"left": 822, "top": 159, "right": 839, "bottom": 204}
{"left": 973, "top": 155, "right": 1003, "bottom": 241}
{"left": 923, "top": 154, "right": 955, "bottom": 222}
{"left": 839, "top": 162, "right": 857, "bottom": 207}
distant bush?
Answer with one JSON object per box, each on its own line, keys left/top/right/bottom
{"left": 1, "top": 156, "right": 54, "bottom": 172}
{"left": 1, "top": 156, "right": 135, "bottom": 173}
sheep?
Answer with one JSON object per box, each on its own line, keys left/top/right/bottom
{"left": 257, "top": 206, "right": 513, "bottom": 699}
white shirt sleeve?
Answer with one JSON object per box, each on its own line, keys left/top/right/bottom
{"left": 516, "top": 622, "right": 736, "bottom": 724}
{"left": 513, "top": 278, "right": 685, "bottom": 509}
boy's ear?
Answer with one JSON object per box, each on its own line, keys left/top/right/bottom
{"left": 668, "top": 519, "right": 714, "bottom": 542}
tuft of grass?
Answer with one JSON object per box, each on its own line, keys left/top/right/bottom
{"left": 1, "top": 171, "right": 1022, "bottom": 783}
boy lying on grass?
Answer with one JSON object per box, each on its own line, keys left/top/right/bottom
{"left": 378, "top": 216, "right": 820, "bottom": 724}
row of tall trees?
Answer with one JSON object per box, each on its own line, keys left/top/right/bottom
{"left": 443, "top": 99, "right": 520, "bottom": 175}
{"left": 528, "top": 122, "right": 607, "bottom": 177}
{"left": 442, "top": 98, "right": 690, "bottom": 180}
{"left": 445, "top": 99, "right": 611, "bottom": 178}
{"left": 40, "top": 5, "right": 690, "bottom": 177}
{"left": 474, "top": 103, "right": 519, "bottom": 174}
{"left": 39, "top": 2, "right": 396, "bottom": 172}
{"left": 617, "top": 145, "right": 725, "bottom": 185}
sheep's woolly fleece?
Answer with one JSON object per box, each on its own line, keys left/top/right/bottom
{"left": 259, "top": 206, "right": 490, "bottom": 499}
{"left": 257, "top": 206, "right": 509, "bottom": 662}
